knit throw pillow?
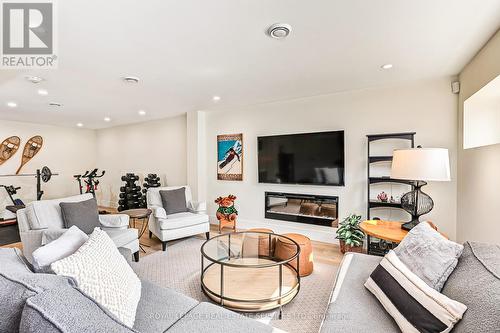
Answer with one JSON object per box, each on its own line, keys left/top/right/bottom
{"left": 51, "top": 228, "right": 141, "bottom": 328}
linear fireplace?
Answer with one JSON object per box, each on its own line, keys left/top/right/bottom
{"left": 265, "top": 192, "right": 339, "bottom": 227}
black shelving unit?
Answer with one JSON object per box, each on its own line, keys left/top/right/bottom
{"left": 366, "top": 132, "right": 416, "bottom": 255}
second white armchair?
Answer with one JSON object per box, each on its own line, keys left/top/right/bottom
{"left": 147, "top": 186, "right": 209, "bottom": 251}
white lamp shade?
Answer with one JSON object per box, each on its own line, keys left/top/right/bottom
{"left": 391, "top": 148, "right": 450, "bottom": 181}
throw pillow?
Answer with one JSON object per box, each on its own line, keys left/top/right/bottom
{"left": 393, "top": 221, "right": 463, "bottom": 291}
{"left": 51, "top": 228, "right": 141, "bottom": 328}
{"left": 59, "top": 198, "right": 100, "bottom": 234}
{"left": 365, "top": 250, "right": 467, "bottom": 333}
{"left": 159, "top": 188, "right": 188, "bottom": 215}
{"left": 32, "top": 226, "right": 89, "bottom": 272}
{"left": 41, "top": 229, "right": 67, "bottom": 245}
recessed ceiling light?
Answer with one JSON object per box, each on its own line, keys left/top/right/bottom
{"left": 38, "top": 89, "right": 48, "bottom": 96}
{"left": 212, "top": 96, "right": 221, "bottom": 102}
{"left": 123, "top": 76, "right": 140, "bottom": 84}
{"left": 25, "top": 75, "right": 44, "bottom": 84}
{"left": 138, "top": 110, "right": 146, "bottom": 116}
{"left": 381, "top": 64, "right": 393, "bottom": 70}
{"left": 7, "top": 102, "right": 17, "bottom": 108}
{"left": 104, "top": 117, "right": 111, "bottom": 122}
{"left": 267, "top": 23, "right": 292, "bottom": 39}
{"left": 76, "top": 123, "right": 84, "bottom": 127}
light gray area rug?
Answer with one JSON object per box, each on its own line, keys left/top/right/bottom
{"left": 132, "top": 237, "right": 338, "bottom": 333}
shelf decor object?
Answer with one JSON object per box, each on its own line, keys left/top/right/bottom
{"left": 391, "top": 147, "right": 450, "bottom": 230}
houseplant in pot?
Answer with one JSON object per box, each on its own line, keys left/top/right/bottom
{"left": 336, "top": 214, "right": 365, "bottom": 253}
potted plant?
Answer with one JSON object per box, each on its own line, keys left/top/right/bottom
{"left": 336, "top": 214, "right": 365, "bottom": 253}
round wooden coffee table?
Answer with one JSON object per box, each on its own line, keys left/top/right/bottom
{"left": 201, "top": 231, "right": 301, "bottom": 318}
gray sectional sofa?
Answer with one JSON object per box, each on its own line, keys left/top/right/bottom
{"left": 0, "top": 248, "right": 275, "bottom": 333}
{"left": 320, "top": 241, "right": 500, "bottom": 333}
{"left": 3, "top": 240, "right": 497, "bottom": 333}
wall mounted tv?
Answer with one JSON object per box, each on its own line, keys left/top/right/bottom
{"left": 258, "top": 130, "right": 345, "bottom": 186}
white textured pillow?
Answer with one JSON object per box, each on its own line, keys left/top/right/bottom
{"left": 32, "top": 226, "right": 88, "bottom": 271}
{"left": 51, "top": 228, "right": 141, "bottom": 328}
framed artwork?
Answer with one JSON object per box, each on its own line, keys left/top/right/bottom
{"left": 217, "top": 133, "right": 243, "bottom": 181}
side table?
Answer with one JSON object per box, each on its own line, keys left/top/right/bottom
{"left": 360, "top": 220, "right": 407, "bottom": 256}
{"left": 122, "top": 208, "right": 152, "bottom": 253}
{"left": 360, "top": 220, "right": 442, "bottom": 256}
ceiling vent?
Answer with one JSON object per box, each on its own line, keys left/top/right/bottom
{"left": 49, "top": 102, "right": 62, "bottom": 107}
{"left": 267, "top": 23, "right": 292, "bottom": 39}
{"left": 123, "top": 76, "right": 140, "bottom": 84}
{"left": 25, "top": 75, "right": 44, "bottom": 84}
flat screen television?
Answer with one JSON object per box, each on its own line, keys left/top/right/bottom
{"left": 258, "top": 131, "right": 345, "bottom": 186}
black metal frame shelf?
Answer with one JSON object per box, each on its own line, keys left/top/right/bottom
{"left": 368, "top": 200, "right": 404, "bottom": 209}
{"left": 366, "top": 132, "right": 416, "bottom": 256}
{"left": 368, "top": 177, "right": 414, "bottom": 185}
{"left": 368, "top": 156, "right": 393, "bottom": 163}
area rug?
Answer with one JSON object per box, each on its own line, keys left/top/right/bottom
{"left": 132, "top": 237, "right": 338, "bottom": 333}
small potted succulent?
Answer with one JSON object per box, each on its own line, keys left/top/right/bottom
{"left": 336, "top": 214, "right": 365, "bottom": 253}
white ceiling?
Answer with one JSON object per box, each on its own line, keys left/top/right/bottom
{"left": 1, "top": 0, "right": 499, "bottom": 129}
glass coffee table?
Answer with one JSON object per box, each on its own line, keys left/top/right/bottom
{"left": 201, "top": 231, "right": 301, "bottom": 317}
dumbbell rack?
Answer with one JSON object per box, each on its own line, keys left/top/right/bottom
{"left": 139, "top": 174, "right": 161, "bottom": 208}
{"left": 118, "top": 173, "right": 143, "bottom": 212}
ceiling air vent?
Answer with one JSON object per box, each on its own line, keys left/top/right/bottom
{"left": 267, "top": 23, "right": 292, "bottom": 39}
{"left": 123, "top": 76, "right": 140, "bottom": 84}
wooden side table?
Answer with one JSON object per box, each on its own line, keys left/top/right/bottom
{"left": 360, "top": 220, "right": 407, "bottom": 256}
{"left": 360, "top": 220, "right": 442, "bottom": 256}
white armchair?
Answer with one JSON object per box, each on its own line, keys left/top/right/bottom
{"left": 16, "top": 194, "right": 140, "bottom": 263}
{"left": 147, "top": 186, "right": 209, "bottom": 251}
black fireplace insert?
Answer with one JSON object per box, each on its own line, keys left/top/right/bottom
{"left": 265, "top": 192, "right": 339, "bottom": 227}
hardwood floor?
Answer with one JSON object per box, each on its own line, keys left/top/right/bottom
{"left": 1, "top": 220, "right": 344, "bottom": 267}
{"left": 139, "top": 222, "right": 343, "bottom": 265}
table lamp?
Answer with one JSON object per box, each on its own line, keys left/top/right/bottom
{"left": 391, "top": 147, "right": 450, "bottom": 230}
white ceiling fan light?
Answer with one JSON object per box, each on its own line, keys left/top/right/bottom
{"left": 267, "top": 23, "right": 292, "bottom": 39}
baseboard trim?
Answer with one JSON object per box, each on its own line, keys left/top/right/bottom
{"left": 209, "top": 215, "right": 338, "bottom": 244}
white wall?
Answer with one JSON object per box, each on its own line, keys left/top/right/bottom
{"left": 95, "top": 115, "right": 187, "bottom": 207}
{"left": 458, "top": 29, "right": 500, "bottom": 244}
{"left": 0, "top": 120, "right": 96, "bottom": 217}
{"left": 203, "top": 77, "right": 458, "bottom": 242}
